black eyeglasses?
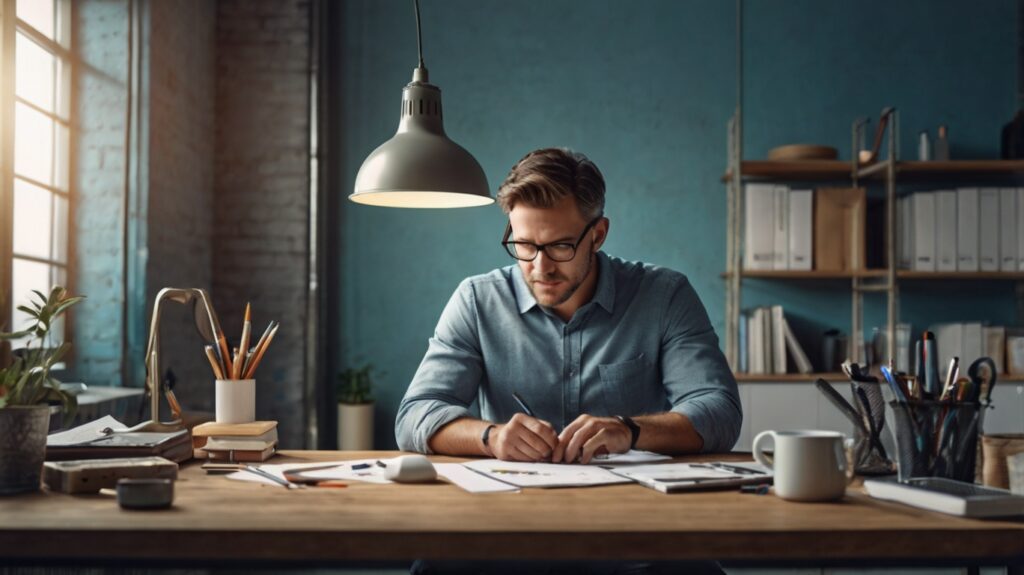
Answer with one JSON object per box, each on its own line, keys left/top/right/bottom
{"left": 501, "top": 216, "right": 602, "bottom": 262}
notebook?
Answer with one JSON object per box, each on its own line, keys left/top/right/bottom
{"left": 609, "top": 461, "right": 773, "bottom": 493}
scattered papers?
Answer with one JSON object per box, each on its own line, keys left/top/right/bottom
{"left": 462, "top": 459, "right": 632, "bottom": 488}
{"left": 435, "top": 463, "right": 519, "bottom": 493}
{"left": 227, "top": 459, "right": 393, "bottom": 487}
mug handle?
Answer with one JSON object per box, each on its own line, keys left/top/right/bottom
{"left": 752, "top": 430, "right": 776, "bottom": 469}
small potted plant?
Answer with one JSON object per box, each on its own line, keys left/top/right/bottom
{"left": 336, "top": 363, "right": 376, "bottom": 450}
{"left": 0, "top": 287, "right": 84, "bottom": 495}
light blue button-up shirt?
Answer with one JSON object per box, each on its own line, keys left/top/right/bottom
{"left": 395, "top": 251, "right": 742, "bottom": 454}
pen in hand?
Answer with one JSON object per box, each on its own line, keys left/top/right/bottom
{"left": 512, "top": 392, "right": 535, "bottom": 417}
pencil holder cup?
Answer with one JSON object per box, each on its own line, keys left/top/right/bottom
{"left": 215, "top": 379, "right": 255, "bottom": 424}
{"left": 890, "top": 399, "right": 986, "bottom": 483}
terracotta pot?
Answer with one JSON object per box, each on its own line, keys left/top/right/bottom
{"left": 337, "top": 402, "right": 374, "bottom": 451}
{"left": 0, "top": 405, "right": 50, "bottom": 495}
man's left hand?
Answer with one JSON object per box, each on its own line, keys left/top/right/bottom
{"left": 551, "top": 414, "right": 631, "bottom": 464}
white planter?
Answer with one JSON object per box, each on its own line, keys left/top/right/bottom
{"left": 337, "top": 402, "right": 374, "bottom": 451}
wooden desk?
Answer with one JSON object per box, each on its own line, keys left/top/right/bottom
{"left": 1, "top": 451, "right": 1022, "bottom": 568}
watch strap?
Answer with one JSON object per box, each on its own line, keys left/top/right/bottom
{"left": 615, "top": 415, "right": 640, "bottom": 450}
{"left": 481, "top": 424, "right": 497, "bottom": 449}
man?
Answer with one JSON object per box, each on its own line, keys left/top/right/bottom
{"left": 396, "top": 147, "right": 741, "bottom": 462}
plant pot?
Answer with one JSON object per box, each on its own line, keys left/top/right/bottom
{"left": 0, "top": 405, "right": 50, "bottom": 495}
{"left": 337, "top": 402, "right": 374, "bottom": 451}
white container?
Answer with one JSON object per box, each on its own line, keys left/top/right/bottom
{"left": 337, "top": 402, "right": 374, "bottom": 450}
{"left": 215, "top": 379, "right": 255, "bottom": 423}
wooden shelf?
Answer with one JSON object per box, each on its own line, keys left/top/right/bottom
{"left": 725, "top": 159, "right": 1024, "bottom": 183}
{"left": 898, "top": 271, "right": 1024, "bottom": 280}
{"left": 723, "top": 270, "right": 1024, "bottom": 280}
{"left": 858, "top": 160, "right": 1024, "bottom": 181}
{"left": 722, "top": 270, "right": 887, "bottom": 279}
{"left": 721, "top": 160, "right": 851, "bottom": 182}
{"left": 736, "top": 372, "right": 1024, "bottom": 383}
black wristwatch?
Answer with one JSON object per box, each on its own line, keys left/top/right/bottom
{"left": 615, "top": 415, "right": 640, "bottom": 449}
{"left": 481, "top": 424, "right": 497, "bottom": 452}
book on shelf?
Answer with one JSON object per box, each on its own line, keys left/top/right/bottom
{"left": 191, "top": 420, "right": 278, "bottom": 462}
{"left": 1018, "top": 189, "right": 1024, "bottom": 271}
{"left": 740, "top": 305, "right": 811, "bottom": 375}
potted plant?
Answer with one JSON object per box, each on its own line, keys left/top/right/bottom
{"left": 336, "top": 363, "right": 375, "bottom": 450}
{"left": 0, "top": 287, "right": 84, "bottom": 495}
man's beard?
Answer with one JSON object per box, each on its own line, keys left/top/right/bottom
{"left": 528, "top": 250, "right": 595, "bottom": 309}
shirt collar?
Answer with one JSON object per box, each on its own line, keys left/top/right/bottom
{"left": 511, "top": 251, "right": 615, "bottom": 316}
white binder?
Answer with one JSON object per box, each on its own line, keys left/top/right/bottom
{"left": 744, "top": 184, "right": 775, "bottom": 271}
{"left": 912, "top": 193, "right": 936, "bottom": 272}
{"left": 773, "top": 186, "right": 790, "bottom": 270}
{"left": 1001, "top": 188, "right": 1018, "bottom": 271}
{"left": 979, "top": 188, "right": 1000, "bottom": 271}
{"left": 956, "top": 188, "right": 979, "bottom": 271}
{"left": 935, "top": 190, "right": 957, "bottom": 272}
{"left": 787, "top": 189, "right": 813, "bottom": 270}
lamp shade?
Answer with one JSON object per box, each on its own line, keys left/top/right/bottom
{"left": 351, "top": 68, "right": 492, "bottom": 208}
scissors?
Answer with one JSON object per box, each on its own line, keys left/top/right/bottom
{"left": 966, "top": 357, "right": 997, "bottom": 404}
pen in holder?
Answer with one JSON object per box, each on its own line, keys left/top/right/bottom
{"left": 215, "top": 379, "right": 256, "bottom": 424}
{"left": 884, "top": 356, "right": 997, "bottom": 483}
{"left": 889, "top": 399, "right": 987, "bottom": 483}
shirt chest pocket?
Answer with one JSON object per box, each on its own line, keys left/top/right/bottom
{"left": 597, "top": 353, "right": 655, "bottom": 416}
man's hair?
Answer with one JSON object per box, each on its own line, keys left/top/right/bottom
{"left": 496, "top": 148, "right": 605, "bottom": 219}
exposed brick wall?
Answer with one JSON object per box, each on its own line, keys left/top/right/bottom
{"left": 72, "top": 0, "right": 129, "bottom": 387}
{"left": 145, "top": 0, "right": 217, "bottom": 413}
{"left": 214, "top": 0, "right": 311, "bottom": 447}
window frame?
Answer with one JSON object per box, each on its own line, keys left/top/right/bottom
{"left": 0, "top": 0, "right": 75, "bottom": 358}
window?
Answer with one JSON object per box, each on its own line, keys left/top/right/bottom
{"left": 4, "top": 0, "right": 71, "bottom": 350}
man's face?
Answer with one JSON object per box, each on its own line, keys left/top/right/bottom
{"left": 507, "top": 196, "right": 606, "bottom": 311}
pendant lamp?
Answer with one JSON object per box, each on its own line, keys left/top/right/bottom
{"left": 350, "top": 0, "right": 492, "bottom": 208}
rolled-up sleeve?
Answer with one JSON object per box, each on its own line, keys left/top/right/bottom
{"left": 660, "top": 277, "right": 742, "bottom": 453}
{"left": 395, "top": 279, "right": 484, "bottom": 453}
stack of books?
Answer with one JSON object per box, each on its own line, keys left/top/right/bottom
{"left": 192, "top": 420, "right": 278, "bottom": 462}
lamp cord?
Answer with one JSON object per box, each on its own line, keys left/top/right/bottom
{"left": 413, "top": 0, "right": 425, "bottom": 69}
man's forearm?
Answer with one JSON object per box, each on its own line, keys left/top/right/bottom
{"left": 426, "top": 416, "right": 493, "bottom": 456}
{"left": 634, "top": 412, "right": 704, "bottom": 454}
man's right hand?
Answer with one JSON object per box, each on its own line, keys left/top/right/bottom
{"left": 487, "top": 413, "right": 559, "bottom": 461}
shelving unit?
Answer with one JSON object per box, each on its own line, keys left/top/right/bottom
{"left": 723, "top": 110, "right": 1024, "bottom": 381}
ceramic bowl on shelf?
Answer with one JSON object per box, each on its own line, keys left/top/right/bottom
{"left": 767, "top": 144, "right": 838, "bottom": 161}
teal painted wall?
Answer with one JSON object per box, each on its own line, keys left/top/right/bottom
{"left": 334, "top": 0, "right": 1018, "bottom": 449}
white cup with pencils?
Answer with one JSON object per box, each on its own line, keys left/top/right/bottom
{"left": 204, "top": 303, "right": 279, "bottom": 424}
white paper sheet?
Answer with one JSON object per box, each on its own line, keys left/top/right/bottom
{"left": 46, "top": 415, "right": 127, "bottom": 446}
{"left": 462, "top": 459, "right": 632, "bottom": 488}
{"left": 435, "top": 463, "right": 520, "bottom": 493}
{"left": 592, "top": 449, "right": 671, "bottom": 464}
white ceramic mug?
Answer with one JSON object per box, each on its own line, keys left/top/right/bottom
{"left": 752, "top": 430, "right": 847, "bottom": 502}
{"left": 215, "top": 379, "right": 255, "bottom": 423}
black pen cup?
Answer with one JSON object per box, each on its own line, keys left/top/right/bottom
{"left": 889, "top": 399, "right": 987, "bottom": 483}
